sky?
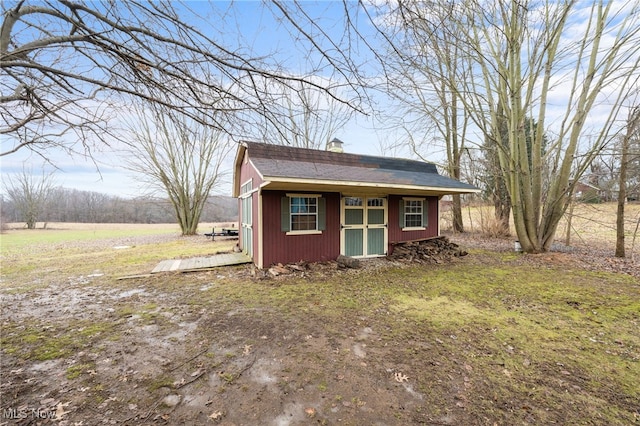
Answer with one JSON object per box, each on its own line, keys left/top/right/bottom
{"left": 1, "top": 0, "right": 638, "bottom": 199}
{"left": 0, "top": 1, "right": 392, "bottom": 198}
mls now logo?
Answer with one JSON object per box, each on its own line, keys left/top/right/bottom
{"left": 3, "top": 407, "right": 56, "bottom": 420}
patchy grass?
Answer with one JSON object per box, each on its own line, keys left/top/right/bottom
{"left": 147, "top": 375, "right": 176, "bottom": 392}
{"left": 66, "top": 363, "right": 96, "bottom": 380}
{"left": 371, "top": 254, "right": 639, "bottom": 423}
{"left": 1, "top": 219, "right": 638, "bottom": 425}
{"left": 187, "top": 252, "right": 639, "bottom": 424}
{"left": 393, "top": 295, "right": 483, "bottom": 326}
{"left": 1, "top": 320, "right": 117, "bottom": 361}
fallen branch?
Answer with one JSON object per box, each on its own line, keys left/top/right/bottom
{"left": 116, "top": 274, "right": 153, "bottom": 280}
{"left": 235, "top": 355, "right": 257, "bottom": 380}
{"left": 168, "top": 348, "right": 208, "bottom": 373}
{"left": 174, "top": 370, "right": 206, "bottom": 390}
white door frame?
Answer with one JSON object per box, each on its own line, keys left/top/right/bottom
{"left": 239, "top": 179, "right": 253, "bottom": 258}
{"left": 340, "top": 195, "right": 388, "bottom": 258}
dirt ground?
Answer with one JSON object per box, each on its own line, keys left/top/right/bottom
{"left": 1, "top": 231, "right": 638, "bottom": 425}
{"left": 1, "top": 263, "right": 442, "bottom": 425}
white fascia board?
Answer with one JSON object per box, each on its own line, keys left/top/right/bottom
{"left": 262, "top": 176, "right": 480, "bottom": 194}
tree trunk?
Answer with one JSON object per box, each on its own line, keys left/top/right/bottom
{"left": 565, "top": 197, "right": 575, "bottom": 246}
{"left": 493, "top": 181, "right": 511, "bottom": 235}
{"left": 452, "top": 194, "right": 464, "bottom": 233}
{"left": 615, "top": 107, "right": 638, "bottom": 257}
{"left": 26, "top": 217, "right": 36, "bottom": 230}
{"left": 615, "top": 185, "right": 626, "bottom": 258}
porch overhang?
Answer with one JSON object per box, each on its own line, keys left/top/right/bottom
{"left": 260, "top": 176, "right": 480, "bottom": 197}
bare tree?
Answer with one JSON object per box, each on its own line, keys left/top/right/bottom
{"left": 373, "top": 0, "right": 471, "bottom": 232}
{"left": 1, "top": 1, "right": 367, "bottom": 158}
{"left": 483, "top": 123, "right": 512, "bottom": 235}
{"left": 3, "top": 167, "right": 56, "bottom": 229}
{"left": 475, "top": 1, "right": 638, "bottom": 252}
{"left": 255, "top": 81, "right": 353, "bottom": 149}
{"left": 123, "top": 103, "right": 232, "bottom": 236}
{"left": 374, "top": 1, "right": 640, "bottom": 253}
{"left": 616, "top": 105, "right": 640, "bottom": 257}
{"left": 588, "top": 148, "right": 618, "bottom": 202}
{"left": 483, "top": 115, "right": 549, "bottom": 235}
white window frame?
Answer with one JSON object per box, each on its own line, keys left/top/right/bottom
{"left": 286, "top": 193, "right": 322, "bottom": 235}
{"left": 402, "top": 197, "right": 426, "bottom": 231}
{"left": 240, "top": 179, "right": 253, "bottom": 226}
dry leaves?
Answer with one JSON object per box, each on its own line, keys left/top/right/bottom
{"left": 394, "top": 372, "right": 409, "bottom": 382}
{"left": 54, "top": 402, "right": 71, "bottom": 420}
{"left": 209, "top": 410, "right": 223, "bottom": 421}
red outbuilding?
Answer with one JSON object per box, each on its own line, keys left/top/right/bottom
{"left": 232, "top": 140, "right": 479, "bottom": 268}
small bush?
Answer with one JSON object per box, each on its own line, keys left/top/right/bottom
{"left": 479, "top": 213, "right": 511, "bottom": 237}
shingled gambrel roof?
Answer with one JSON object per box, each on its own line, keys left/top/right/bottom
{"left": 233, "top": 141, "right": 479, "bottom": 196}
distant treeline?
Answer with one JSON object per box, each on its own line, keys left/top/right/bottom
{"left": 0, "top": 187, "right": 238, "bottom": 224}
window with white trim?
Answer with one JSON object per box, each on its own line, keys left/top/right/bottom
{"left": 281, "top": 194, "right": 326, "bottom": 233}
{"left": 400, "top": 197, "right": 427, "bottom": 230}
{"left": 291, "top": 196, "right": 318, "bottom": 231}
{"left": 405, "top": 199, "right": 422, "bottom": 227}
{"left": 240, "top": 180, "right": 252, "bottom": 226}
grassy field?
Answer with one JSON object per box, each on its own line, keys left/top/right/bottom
{"left": 0, "top": 207, "right": 638, "bottom": 425}
{"left": 0, "top": 223, "right": 176, "bottom": 252}
{"left": 443, "top": 202, "right": 640, "bottom": 252}
{"left": 0, "top": 223, "right": 234, "bottom": 290}
{"left": 0, "top": 222, "right": 236, "bottom": 250}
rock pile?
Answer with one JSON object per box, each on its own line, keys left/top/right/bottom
{"left": 260, "top": 236, "right": 467, "bottom": 278}
{"left": 267, "top": 262, "right": 308, "bottom": 277}
{"left": 387, "top": 236, "right": 468, "bottom": 263}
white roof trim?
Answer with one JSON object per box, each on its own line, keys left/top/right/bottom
{"left": 263, "top": 176, "right": 480, "bottom": 194}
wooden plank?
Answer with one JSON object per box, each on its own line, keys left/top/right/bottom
{"left": 389, "top": 235, "right": 445, "bottom": 245}
{"left": 169, "top": 259, "right": 182, "bottom": 271}
{"left": 152, "top": 260, "right": 174, "bottom": 273}
{"left": 212, "top": 254, "right": 230, "bottom": 267}
{"left": 152, "top": 252, "right": 251, "bottom": 274}
{"left": 117, "top": 274, "right": 153, "bottom": 280}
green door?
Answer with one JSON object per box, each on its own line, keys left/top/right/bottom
{"left": 343, "top": 197, "right": 364, "bottom": 256}
{"left": 366, "top": 200, "right": 385, "bottom": 255}
{"left": 341, "top": 197, "right": 387, "bottom": 257}
{"left": 345, "top": 229, "right": 364, "bottom": 256}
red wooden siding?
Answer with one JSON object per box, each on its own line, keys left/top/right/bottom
{"left": 261, "top": 191, "right": 341, "bottom": 266}
{"left": 241, "top": 184, "right": 441, "bottom": 266}
{"left": 387, "top": 195, "right": 439, "bottom": 252}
